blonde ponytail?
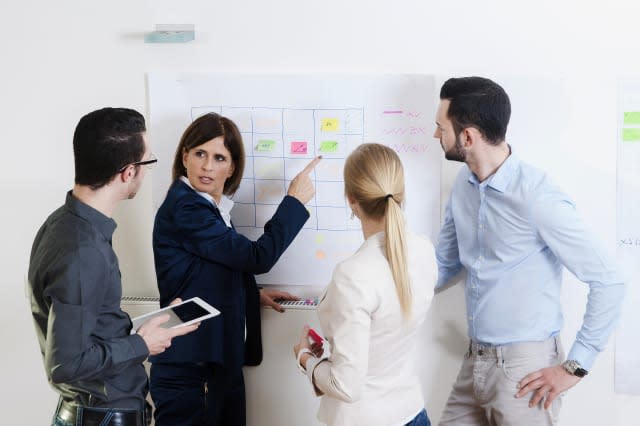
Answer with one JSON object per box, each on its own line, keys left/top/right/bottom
{"left": 384, "top": 195, "right": 411, "bottom": 319}
{"left": 344, "top": 143, "right": 412, "bottom": 319}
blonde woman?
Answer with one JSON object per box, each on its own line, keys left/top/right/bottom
{"left": 293, "top": 143, "right": 437, "bottom": 426}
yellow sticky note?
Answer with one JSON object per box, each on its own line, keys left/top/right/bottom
{"left": 255, "top": 139, "right": 275, "bottom": 152}
{"left": 319, "top": 141, "right": 338, "bottom": 153}
{"left": 315, "top": 234, "right": 325, "bottom": 244}
{"left": 321, "top": 118, "right": 340, "bottom": 132}
{"left": 622, "top": 128, "right": 640, "bottom": 142}
{"left": 624, "top": 112, "right": 640, "bottom": 125}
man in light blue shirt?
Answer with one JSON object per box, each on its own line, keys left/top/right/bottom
{"left": 434, "top": 77, "right": 624, "bottom": 425}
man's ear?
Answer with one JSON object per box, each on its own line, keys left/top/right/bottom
{"left": 462, "top": 127, "right": 481, "bottom": 149}
{"left": 119, "top": 165, "right": 134, "bottom": 183}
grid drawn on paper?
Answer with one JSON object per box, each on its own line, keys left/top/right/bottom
{"left": 189, "top": 106, "right": 365, "bottom": 231}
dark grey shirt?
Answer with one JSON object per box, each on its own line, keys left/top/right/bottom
{"left": 29, "top": 192, "right": 149, "bottom": 409}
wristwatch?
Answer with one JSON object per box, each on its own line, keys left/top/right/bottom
{"left": 562, "top": 360, "right": 588, "bottom": 378}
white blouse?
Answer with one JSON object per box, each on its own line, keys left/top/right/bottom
{"left": 304, "top": 231, "right": 437, "bottom": 426}
{"left": 179, "top": 176, "right": 234, "bottom": 227}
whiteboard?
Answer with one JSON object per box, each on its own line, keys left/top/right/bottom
{"left": 148, "top": 73, "right": 441, "bottom": 286}
{"left": 615, "top": 79, "right": 640, "bottom": 394}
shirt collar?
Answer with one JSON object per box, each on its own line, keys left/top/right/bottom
{"left": 362, "top": 231, "right": 384, "bottom": 248}
{"left": 65, "top": 191, "right": 117, "bottom": 241}
{"left": 467, "top": 145, "right": 519, "bottom": 193}
{"left": 179, "top": 176, "right": 234, "bottom": 226}
{"left": 487, "top": 152, "right": 519, "bottom": 193}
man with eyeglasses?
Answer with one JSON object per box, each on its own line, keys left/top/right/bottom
{"left": 28, "top": 108, "right": 197, "bottom": 426}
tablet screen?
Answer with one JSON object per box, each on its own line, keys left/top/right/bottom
{"left": 171, "top": 301, "right": 210, "bottom": 322}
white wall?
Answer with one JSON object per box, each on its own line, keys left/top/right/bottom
{"left": 2, "top": 0, "right": 639, "bottom": 424}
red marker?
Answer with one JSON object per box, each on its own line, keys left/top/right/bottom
{"left": 308, "top": 328, "right": 324, "bottom": 345}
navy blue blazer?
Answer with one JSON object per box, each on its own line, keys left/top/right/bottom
{"left": 150, "top": 180, "right": 309, "bottom": 370}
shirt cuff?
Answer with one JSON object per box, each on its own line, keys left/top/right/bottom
{"left": 130, "top": 333, "right": 150, "bottom": 360}
{"left": 567, "top": 341, "right": 597, "bottom": 371}
{"left": 305, "top": 356, "right": 325, "bottom": 396}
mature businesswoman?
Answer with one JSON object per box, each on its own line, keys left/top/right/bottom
{"left": 150, "top": 112, "right": 321, "bottom": 426}
{"left": 293, "top": 143, "right": 437, "bottom": 426}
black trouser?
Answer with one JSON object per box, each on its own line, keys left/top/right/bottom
{"left": 150, "top": 362, "right": 246, "bottom": 426}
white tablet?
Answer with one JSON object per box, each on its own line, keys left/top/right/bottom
{"left": 130, "top": 297, "right": 220, "bottom": 332}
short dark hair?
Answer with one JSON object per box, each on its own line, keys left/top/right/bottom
{"left": 172, "top": 113, "right": 245, "bottom": 195}
{"left": 440, "top": 77, "right": 511, "bottom": 145}
{"left": 73, "top": 108, "right": 146, "bottom": 189}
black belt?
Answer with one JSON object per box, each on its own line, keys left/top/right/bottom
{"left": 56, "top": 399, "right": 145, "bottom": 426}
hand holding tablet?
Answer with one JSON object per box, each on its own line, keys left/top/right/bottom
{"left": 132, "top": 297, "right": 220, "bottom": 356}
{"left": 131, "top": 297, "right": 220, "bottom": 332}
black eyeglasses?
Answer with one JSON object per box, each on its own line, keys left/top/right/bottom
{"left": 118, "top": 153, "right": 158, "bottom": 173}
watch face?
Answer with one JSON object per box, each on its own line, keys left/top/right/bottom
{"left": 575, "top": 368, "right": 588, "bottom": 378}
{"left": 563, "top": 360, "right": 588, "bottom": 377}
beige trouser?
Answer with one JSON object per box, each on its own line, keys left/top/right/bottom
{"left": 439, "top": 336, "right": 564, "bottom": 426}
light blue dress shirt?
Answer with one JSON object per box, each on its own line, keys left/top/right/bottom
{"left": 436, "top": 153, "right": 624, "bottom": 370}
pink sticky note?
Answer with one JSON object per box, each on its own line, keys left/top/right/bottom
{"left": 291, "top": 141, "right": 308, "bottom": 154}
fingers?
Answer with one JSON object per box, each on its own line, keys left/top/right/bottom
{"left": 516, "top": 378, "right": 541, "bottom": 398}
{"left": 170, "top": 322, "right": 200, "bottom": 337}
{"left": 259, "top": 290, "right": 282, "bottom": 312}
{"left": 272, "top": 291, "right": 299, "bottom": 301}
{"left": 529, "top": 386, "right": 548, "bottom": 407}
{"left": 311, "top": 342, "right": 324, "bottom": 357}
{"left": 515, "top": 366, "right": 576, "bottom": 411}
{"left": 294, "top": 326, "right": 311, "bottom": 357}
{"left": 544, "top": 390, "right": 560, "bottom": 410}
{"left": 271, "top": 300, "right": 285, "bottom": 313}
{"left": 261, "top": 290, "right": 290, "bottom": 312}
{"left": 169, "top": 298, "right": 183, "bottom": 306}
{"left": 300, "top": 156, "right": 322, "bottom": 175}
{"left": 516, "top": 370, "right": 542, "bottom": 398}
{"left": 141, "top": 313, "right": 171, "bottom": 330}
{"left": 287, "top": 160, "right": 318, "bottom": 204}
{"left": 300, "top": 325, "right": 312, "bottom": 347}
{"left": 265, "top": 296, "right": 285, "bottom": 313}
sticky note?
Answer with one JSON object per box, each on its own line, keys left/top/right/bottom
{"left": 315, "top": 250, "right": 326, "bottom": 260}
{"left": 321, "top": 118, "right": 339, "bottom": 132}
{"left": 315, "top": 234, "right": 325, "bottom": 244}
{"left": 624, "top": 112, "right": 640, "bottom": 125}
{"left": 319, "top": 141, "right": 338, "bottom": 153}
{"left": 291, "top": 141, "right": 308, "bottom": 154}
{"left": 255, "top": 139, "right": 276, "bottom": 152}
{"left": 622, "top": 128, "right": 640, "bottom": 142}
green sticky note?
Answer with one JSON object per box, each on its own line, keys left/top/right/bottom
{"left": 319, "top": 141, "right": 338, "bottom": 153}
{"left": 622, "top": 128, "right": 640, "bottom": 142}
{"left": 255, "top": 139, "right": 276, "bottom": 152}
{"left": 624, "top": 112, "right": 640, "bottom": 125}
